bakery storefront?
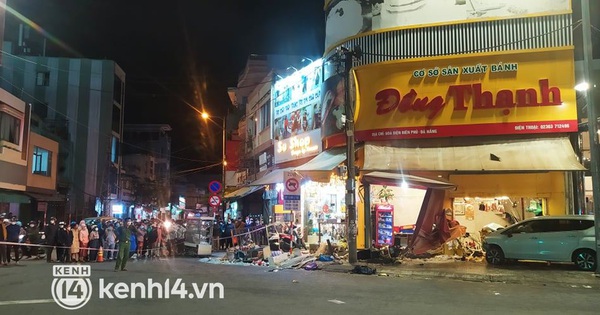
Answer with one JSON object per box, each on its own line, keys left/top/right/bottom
{"left": 322, "top": 0, "right": 582, "bottom": 249}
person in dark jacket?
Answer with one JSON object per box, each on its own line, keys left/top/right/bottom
{"left": 44, "top": 217, "right": 58, "bottom": 263}
{"left": 224, "top": 219, "right": 234, "bottom": 248}
{"left": 56, "top": 222, "right": 70, "bottom": 263}
{"left": 146, "top": 222, "right": 159, "bottom": 259}
{"left": 66, "top": 223, "right": 74, "bottom": 263}
{"left": 25, "top": 221, "right": 40, "bottom": 259}
{"left": 6, "top": 217, "right": 22, "bottom": 264}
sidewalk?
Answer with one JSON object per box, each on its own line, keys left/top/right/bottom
{"left": 319, "top": 256, "right": 600, "bottom": 288}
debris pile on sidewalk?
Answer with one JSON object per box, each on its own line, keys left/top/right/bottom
{"left": 198, "top": 239, "right": 347, "bottom": 270}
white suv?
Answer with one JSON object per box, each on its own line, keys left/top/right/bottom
{"left": 483, "top": 215, "right": 596, "bottom": 271}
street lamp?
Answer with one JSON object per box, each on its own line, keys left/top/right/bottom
{"left": 201, "top": 112, "right": 227, "bottom": 218}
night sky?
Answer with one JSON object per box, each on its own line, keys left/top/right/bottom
{"left": 3, "top": 0, "right": 326, "bottom": 172}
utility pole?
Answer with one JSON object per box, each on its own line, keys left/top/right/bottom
{"left": 581, "top": 0, "right": 600, "bottom": 275}
{"left": 222, "top": 113, "right": 227, "bottom": 220}
{"left": 341, "top": 46, "right": 362, "bottom": 264}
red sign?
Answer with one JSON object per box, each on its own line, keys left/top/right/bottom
{"left": 208, "top": 194, "right": 221, "bottom": 207}
{"left": 285, "top": 178, "right": 299, "bottom": 192}
{"left": 375, "top": 79, "right": 563, "bottom": 120}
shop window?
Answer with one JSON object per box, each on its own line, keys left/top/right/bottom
{"left": 0, "top": 111, "right": 21, "bottom": 145}
{"left": 111, "top": 136, "right": 119, "bottom": 163}
{"left": 32, "top": 146, "right": 52, "bottom": 176}
{"left": 260, "top": 104, "right": 270, "bottom": 131}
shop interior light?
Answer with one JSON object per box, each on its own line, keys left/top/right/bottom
{"left": 575, "top": 82, "right": 590, "bottom": 91}
{"left": 401, "top": 181, "right": 409, "bottom": 189}
{"left": 275, "top": 183, "right": 284, "bottom": 191}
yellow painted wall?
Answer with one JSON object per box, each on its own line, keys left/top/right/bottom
{"left": 448, "top": 172, "right": 567, "bottom": 216}
{"left": 357, "top": 196, "right": 366, "bottom": 249}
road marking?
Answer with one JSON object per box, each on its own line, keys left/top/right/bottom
{"left": 328, "top": 299, "right": 345, "bottom": 304}
{"left": 0, "top": 299, "right": 55, "bottom": 306}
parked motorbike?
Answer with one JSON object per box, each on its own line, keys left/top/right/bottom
{"left": 268, "top": 223, "right": 306, "bottom": 252}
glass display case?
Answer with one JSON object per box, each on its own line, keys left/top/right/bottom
{"left": 184, "top": 213, "right": 214, "bottom": 256}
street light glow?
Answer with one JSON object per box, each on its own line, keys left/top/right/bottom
{"left": 201, "top": 112, "right": 209, "bottom": 119}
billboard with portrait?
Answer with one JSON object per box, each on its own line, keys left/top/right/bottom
{"left": 272, "top": 59, "right": 323, "bottom": 163}
{"left": 324, "top": 0, "right": 571, "bottom": 51}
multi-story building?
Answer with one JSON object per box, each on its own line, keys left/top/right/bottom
{"left": 0, "top": 87, "right": 30, "bottom": 215}
{"left": 0, "top": 86, "right": 61, "bottom": 223}
{"left": 225, "top": 54, "right": 319, "bottom": 221}
{"left": 0, "top": 38, "right": 125, "bottom": 220}
{"left": 122, "top": 124, "right": 172, "bottom": 219}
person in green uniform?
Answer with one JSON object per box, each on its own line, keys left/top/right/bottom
{"left": 115, "top": 218, "right": 137, "bottom": 272}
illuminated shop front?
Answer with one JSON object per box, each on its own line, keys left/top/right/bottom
{"left": 301, "top": 176, "right": 346, "bottom": 245}
{"left": 267, "top": 57, "right": 348, "bottom": 246}
{"left": 322, "top": 1, "right": 582, "bottom": 249}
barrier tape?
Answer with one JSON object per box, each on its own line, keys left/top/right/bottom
{"left": 0, "top": 222, "right": 294, "bottom": 252}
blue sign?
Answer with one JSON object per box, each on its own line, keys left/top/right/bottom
{"left": 208, "top": 181, "right": 222, "bottom": 193}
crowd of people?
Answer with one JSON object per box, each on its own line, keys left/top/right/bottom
{"left": 0, "top": 212, "right": 186, "bottom": 268}
{"left": 214, "top": 217, "right": 270, "bottom": 250}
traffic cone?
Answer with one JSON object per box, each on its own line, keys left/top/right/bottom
{"left": 97, "top": 246, "right": 104, "bottom": 262}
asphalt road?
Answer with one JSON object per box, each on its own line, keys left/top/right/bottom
{"left": 1, "top": 257, "right": 598, "bottom": 315}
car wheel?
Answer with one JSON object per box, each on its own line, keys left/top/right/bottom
{"left": 574, "top": 249, "right": 596, "bottom": 271}
{"left": 485, "top": 245, "right": 505, "bottom": 265}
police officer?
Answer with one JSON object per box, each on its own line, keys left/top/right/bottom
{"left": 44, "top": 217, "right": 58, "bottom": 263}
{"left": 114, "top": 218, "right": 137, "bottom": 272}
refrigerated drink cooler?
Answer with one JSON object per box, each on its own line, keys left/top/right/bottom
{"left": 374, "top": 204, "right": 394, "bottom": 247}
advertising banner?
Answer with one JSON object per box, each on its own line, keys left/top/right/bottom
{"left": 324, "top": 0, "right": 571, "bottom": 51}
{"left": 272, "top": 59, "right": 323, "bottom": 142}
{"left": 320, "top": 73, "right": 347, "bottom": 147}
{"left": 274, "top": 128, "right": 322, "bottom": 164}
{"left": 352, "top": 48, "right": 577, "bottom": 142}
{"left": 272, "top": 59, "right": 323, "bottom": 163}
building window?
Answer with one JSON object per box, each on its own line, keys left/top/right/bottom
{"left": 112, "top": 104, "right": 121, "bottom": 134}
{"left": 111, "top": 136, "right": 119, "bottom": 163}
{"left": 0, "top": 111, "right": 21, "bottom": 145}
{"left": 113, "top": 75, "right": 124, "bottom": 104}
{"left": 36, "top": 72, "right": 50, "bottom": 86}
{"left": 32, "top": 146, "right": 52, "bottom": 176}
{"left": 260, "top": 104, "right": 270, "bottom": 131}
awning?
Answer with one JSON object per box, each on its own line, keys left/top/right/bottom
{"left": 248, "top": 168, "right": 295, "bottom": 186}
{"left": 295, "top": 147, "right": 346, "bottom": 172}
{"left": 363, "top": 137, "right": 586, "bottom": 172}
{"left": 361, "top": 172, "right": 456, "bottom": 190}
{"left": 0, "top": 190, "right": 31, "bottom": 203}
{"left": 26, "top": 192, "right": 65, "bottom": 202}
{"left": 294, "top": 147, "right": 347, "bottom": 182}
{"left": 224, "top": 185, "right": 264, "bottom": 199}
